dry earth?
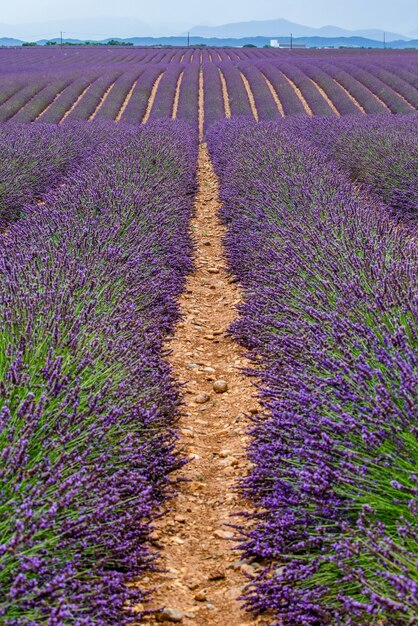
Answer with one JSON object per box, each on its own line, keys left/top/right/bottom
{"left": 135, "top": 144, "right": 266, "bottom": 626}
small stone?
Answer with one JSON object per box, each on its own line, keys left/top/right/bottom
{"left": 194, "top": 590, "right": 207, "bottom": 602}
{"left": 240, "top": 563, "right": 257, "bottom": 577}
{"left": 175, "top": 515, "right": 186, "bottom": 523}
{"left": 203, "top": 334, "right": 214, "bottom": 341}
{"left": 172, "top": 536, "right": 185, "bottom": 545}
{"left": 213, "top": 380, "right": 228, "bottom": 393}
{"left": 195, "top": 393, "right": 210, "bottom": 404}
{"left": 208, "top": 568, "right": 225, "bottom": 581}
{"left": 202, "top": 366, "right": 215, "bottom": 373}
{"left": 206, "top": 604, "right": 216, "bottom": 610}
{"left": 156, "top": 607, "right": 184, "bottom": 622}
{"left": 212, "top": 329, "right": 223, "bottom": 336}
{"left": 249, "top": 407, "right": 259, "bottom": 415}
{"left": 214, "top": 529, "right": 234, "bottom": 540}
{"left": 225, "top": 586, "right": 244, "bottom": 601}
{"left": 208, "top": 267, "right": 220, "bottom": 274}
{"left": 187, "top": 580, "right": 200, "bottom": 590}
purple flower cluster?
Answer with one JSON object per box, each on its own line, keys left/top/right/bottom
{"left": 0, "top": 122, "right": 101, "bottom": 229}
{"left": 0, "top": 120, "right": 197, "bottom": 624}
{"left": 208, "top": 118, "right": 418, "bottom": 625}
{"left": 293, "top": 114, "right": 418, "bottom": 227}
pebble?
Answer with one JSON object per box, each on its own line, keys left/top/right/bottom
{"left": 249, "top": 407, "right": 259, "bottom": 415}
{"left": 156, "top": 607, "right": 184, "bottom": 622}
{"left": 214, "top": 529, "right": 234, "bottom": 540}
{"left": 213, "top": 380, "right": 228, "bottom": 393}
{"left": 203, "top": 335, "right": 214, "bottom": 341}
{"left": 187, "top": 580, "right": 200, "bottom": 590}
{"left": 194, "top": 590, "right": 207, "bottom": 602}
{"left": 202, "top": 366, "right": 215, "bottom": 373}
{"left": 208, "top": 568, "right": 226, "bottom": 581}
{"left": 208, "top": 267, "right": 220, "bottom": 274}
{"left": 240, "top": 563, "right": 257, "bottom": 577}
{"left": 195, "top": 393, "right": 210, "bottom": 404}
{"left": 224, "top": 586, "right": 244, "bottom": 601}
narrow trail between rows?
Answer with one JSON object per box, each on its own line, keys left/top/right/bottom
{"left": 138, "top": 104, "right": 264, "bottom": 624}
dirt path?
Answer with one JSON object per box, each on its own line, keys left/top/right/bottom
{"left": 308, "top": 78, "right": 340, "bottom": 116}
{"left": 60, "top": 84, "right": 92, "bottom": 123}
{"left": 282, "top": 73, "right": 313, "bottom": 116}
{"left": 138, "top": 141, "right": 264, "bottom": 625}
{"left": 240, "top": 72, "right": 259, "bottom": 122}
{"left": 261, "top": 73, "right": 284, "bottom": 117}
{"left": 89, "top": 81, "right": 116, "bottom": 121}
{"left": 332, "top": 78, "right": 366, "bottom": 113}
{"left": 142, "top": 72, "right": 164, "bottom": 124}
{"left": 116, "top": 79, "right": 138, "bottom": 122}
{"left": 172, "top": 71, "right": 184, "bottom": 120}
{"left": 36, "top": 87, "right": 66, "bottom": 121}
{"left": 219, "top": 70, "right": 231, "bottom": 119}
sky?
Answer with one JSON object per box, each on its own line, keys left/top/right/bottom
{"left": 1, "top": 0, "right": 418, "bottom": 37}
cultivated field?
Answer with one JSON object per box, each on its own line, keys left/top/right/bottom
{"left": 0, "top": 46, "right": 417, "bottom": 626}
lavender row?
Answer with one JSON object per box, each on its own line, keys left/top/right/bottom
{"left": 203, "top": 63, "right": 225, "bottom": 134}
{"left": 298, "top": 114, "right": 418, "bottom": 226}
{"left": 0, "top": 122, "right": 101, "bottom": 229}
{"left": 149, "top": 64, "right": 182, "bottom": 120}
{"left": 62, "top": 70, "right": 122, "bottom": 122}
{"left": 260, "top": 64, "right": 307, "bottom": 116}
{"left": 92, "top": 69, "right": 144, "bottom": 121}
{"left": 220, "top": 63, "right": 253, "bottom": 118}
{"left": 11, "top": 78, "right": 71, "bottom": 122}
{"left": 38, "top": 73, "right": 99, "bottom": 123}
{"left": 208, "top": 118, "right": 418, "bottom": 625}
{"left": 0, "top": 81, "right": 48, "bottom": 122}
{"left": 120, "top": 64, "right": 163, "bottom": 123}
{"left": 0, "top": 120, "right": 197, "bottom": 624}
{"left": 239, "top": 64, "right": 280, "bottom": 121}
{"left": 279, "top": 62, "right": 336, "bottom": 115}
{"left": 176, "top": 63, "right": 200, "bottom": 130}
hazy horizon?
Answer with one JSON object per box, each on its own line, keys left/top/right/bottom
{"left": 1, "top": 0, "right": 418, "bottom": 39}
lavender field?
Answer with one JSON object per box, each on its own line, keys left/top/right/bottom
{"left": 0, "top": 46, "right": 417, "bottom": 625}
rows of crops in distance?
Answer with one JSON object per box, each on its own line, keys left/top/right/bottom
{"left": 1, "top": 49, "right": 418, "bottom": 127}
{"left": 0, "top": 120, "right": 197, "bottom": 624}
{"left": 207, "top": 117, "right": 418, "bottom": 626}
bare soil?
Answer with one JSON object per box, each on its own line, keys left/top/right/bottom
{"left": 261, "top": 73, "right": 285, "bottom": 116}
{"left": 282, "top": 73, "right": 313, "bottom": 116}
{"left": 142, "top": 73, "right": 164, "bottom": 124}
{"left": 137, "top": 144, "right": 265, "bottom": 625}
{"left": 240, "top": 72, "right": 259, "bottom": 121}
{"left": 116, "top": 79, "right": 138, "bottom": 122}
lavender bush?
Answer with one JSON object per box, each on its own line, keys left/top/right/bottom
{"left": 208, "top": 118, "right": 418, "bottom": 625}
{"left": 0, "top": 121, "right": 197, "bottom": 624}
{"left": 0, "top": 122, "right": 102, "bottom": 229}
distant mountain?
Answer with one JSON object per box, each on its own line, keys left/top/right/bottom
{"left": 188, "top": 18, "right": 407, "bottom": 42}
{"left": 0, "top": 37, "right": 22, "bottom": 46}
